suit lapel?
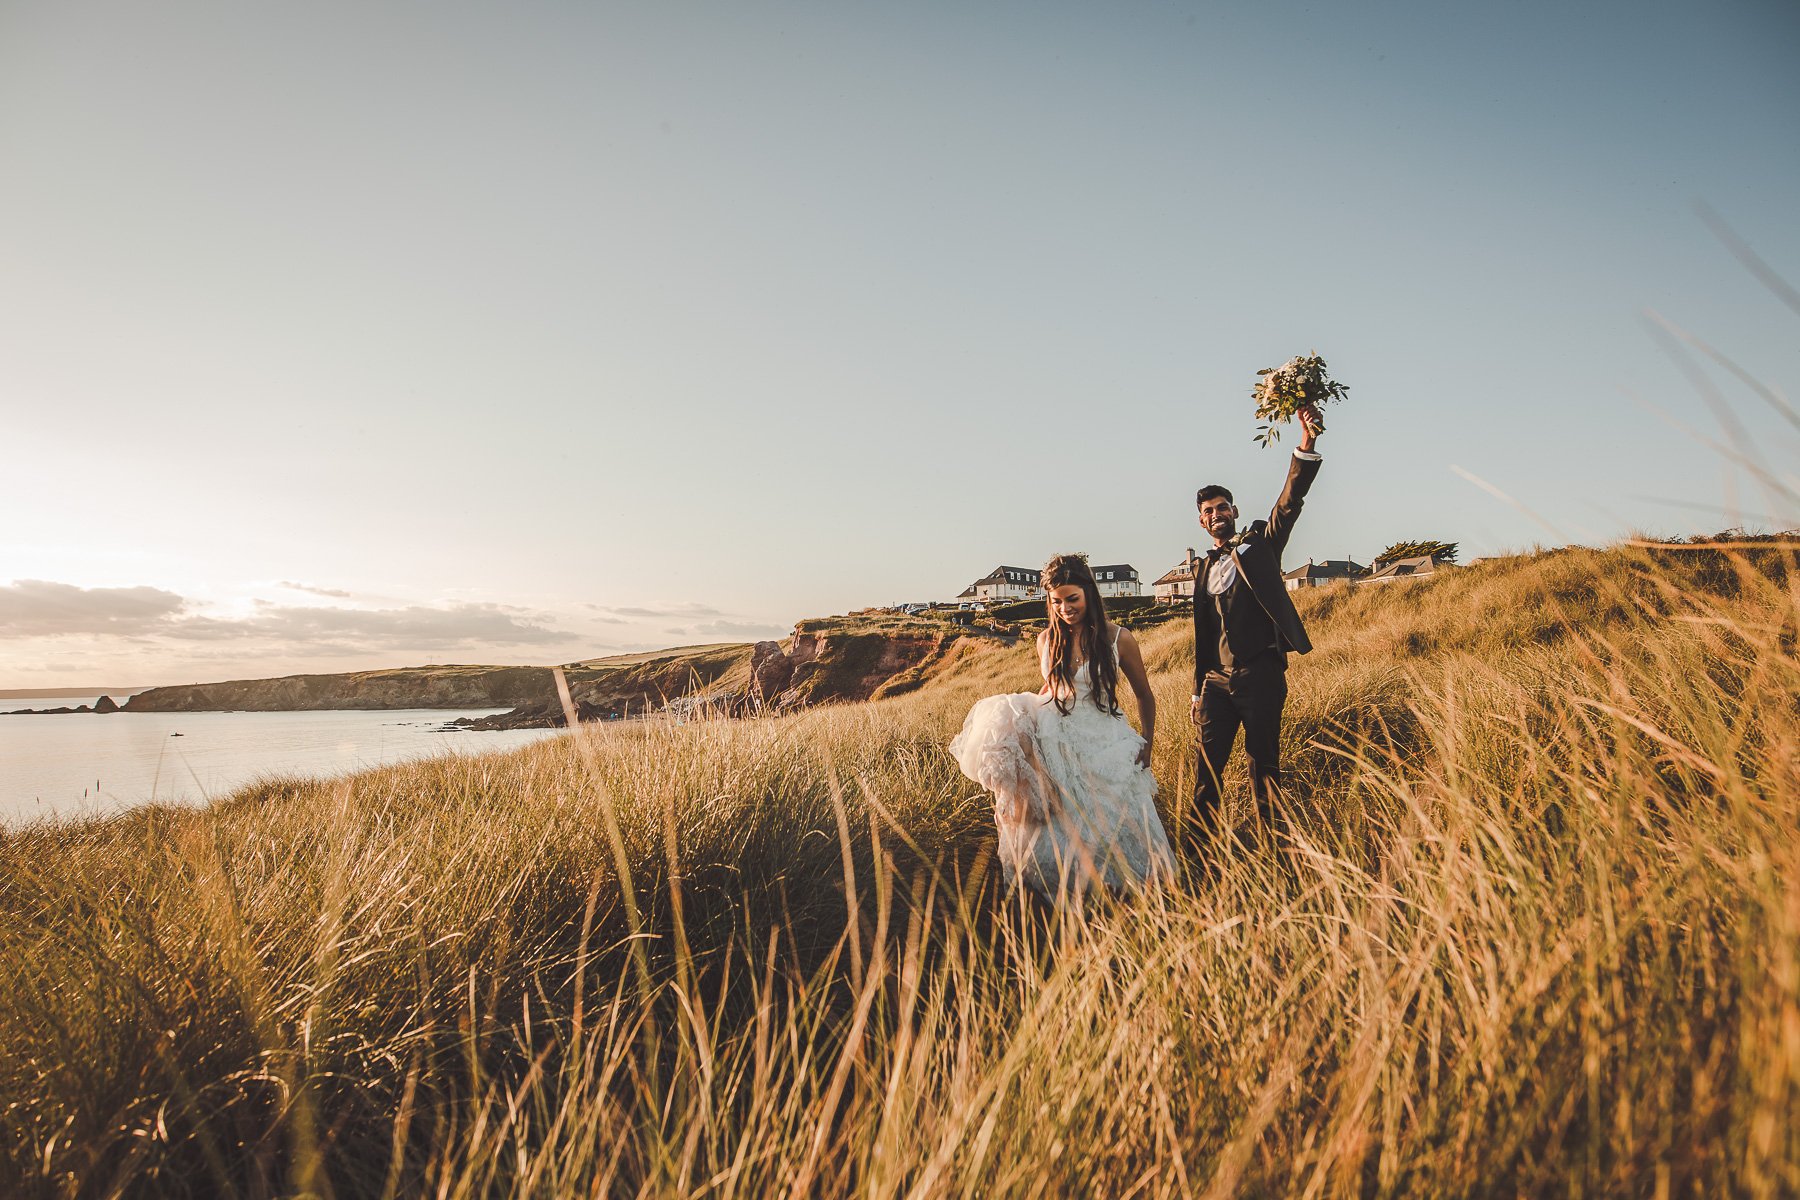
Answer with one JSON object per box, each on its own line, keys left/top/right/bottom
{"left": 1224, "top": 522, "right": 1264, "bottom": 588}
{"left": 1228, "top": 525, "right": 1281, "bottom": 625}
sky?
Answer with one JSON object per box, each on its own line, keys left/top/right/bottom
{"left": 2, "top": 0, "right": 1796, "bottom": 689}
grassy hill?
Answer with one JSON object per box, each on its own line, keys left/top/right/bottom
{"left": 2, "top": 541, "right": 1796, "bottom": 1196}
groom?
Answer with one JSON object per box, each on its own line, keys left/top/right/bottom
{"left": 1187, "top": 404, "right": 1324, "bottom": 854}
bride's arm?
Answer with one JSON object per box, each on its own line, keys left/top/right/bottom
{"left": 1035, "top": 629, "right": 1052, "bottom": 695}
{"left": 1116, "top": 628, "right": 1156, "bottom": 768}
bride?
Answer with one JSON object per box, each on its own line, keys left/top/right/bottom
{"left": 950, "top": 554, "right": 1175, "bottom": 900}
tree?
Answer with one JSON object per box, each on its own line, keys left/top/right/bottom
{"left": 1374, "top": 539, "right": 1459, "bottom": 567}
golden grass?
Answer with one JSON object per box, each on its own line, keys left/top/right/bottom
{"left": 2, "top": 543, "right": 1796, "bottom": 1198}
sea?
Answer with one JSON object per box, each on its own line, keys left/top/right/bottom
{"left": 0, "top": 692, "right": 564, "bottom": 827}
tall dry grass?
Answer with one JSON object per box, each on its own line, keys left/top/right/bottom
{"left": 2, "top": 542, "right": 1796, "bottom": 1198}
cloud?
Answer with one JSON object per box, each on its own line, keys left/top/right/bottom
{"left": 667, "top": 619, "right": 789, "bottom": 640}
{"left": 279, "top": 581, "right": 354, "bottom": 599}
{"left": 0, "top": 580, "right": 187, "bottom": 636}
{"left": 164, "top": 603, "right": 574, "bottom": 648}
{"left": 587, "top": 602, "right": 723, "bottom": 619}
{"left": 0, "top": 581, "right": 576, "bottom": 654}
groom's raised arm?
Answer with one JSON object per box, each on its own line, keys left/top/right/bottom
{"left": 1264, "top": 450, "right": 1321, "bottom": 556}
{"left": 1264, "top": 405, "right": 1324, "bottom": 555}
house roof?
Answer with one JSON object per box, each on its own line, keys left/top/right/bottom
{"left": 962, "top": 561, "right": 1138, "bottom": 593}
{"left": 1282, "top": 559, "right": 1368, "bottom": 581}
{"left": 968, "top": 565, "right": 1040, "bottom": 587}
{"left": 957, "top": 566, "right": 1040, "bottom": 598}
{"left": 1152, "top": 556, "right": 1199, "bottom": 586}
{"left": 1364, "top": 554, "right": 1443, "bottom": 580}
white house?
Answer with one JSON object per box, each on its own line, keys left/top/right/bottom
{"left": 1089, "top": 563, "right": 1142, "bottom": 597}
{"left": 1282, "top": 558, "right": 1369, "bottom": 590}
{"left": 957, "top": 565, "right": 1043, "bottom": 604}
{"left": 957, "top": 561, "right": 1142, "bottom": 604}
{"left": 1151, "top": 551, "right": 1199, "bottom": 602}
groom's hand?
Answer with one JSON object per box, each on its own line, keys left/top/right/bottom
{"left": 1190, "top": 698, "right": 1203, "bottom": 727}
{"left": 1297, "top": 403, "right": 1322, "bottom": 452}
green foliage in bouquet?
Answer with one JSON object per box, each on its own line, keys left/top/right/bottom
{"left": 1252, "top": 352, "right": 1349, "bottom": 447}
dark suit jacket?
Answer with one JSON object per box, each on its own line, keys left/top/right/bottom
{"left": 1193, "top": 452, "right": 1321, "bottom": 689}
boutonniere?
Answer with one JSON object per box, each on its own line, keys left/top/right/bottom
{"left": 1226, "top": 529, "right": 1256, "bottom": 551}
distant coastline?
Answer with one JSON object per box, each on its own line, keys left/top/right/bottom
{"left": 0, "top": 610, "right": 1033, "bottom": 729}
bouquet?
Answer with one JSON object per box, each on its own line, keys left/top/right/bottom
{"left": 1251, "top": 352, "right": 1348, "bottom": 448}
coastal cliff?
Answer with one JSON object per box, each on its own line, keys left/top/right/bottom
{"left": 450, "top": 645, "right": 756, "bottom": 728}
{"left": 466, "top": 615, "right": 1015, "bottom": 727}
{"left": 112, "top": 614, "right": 1021, "bottom": 728}
{"left": 747, "top": 615, "right": 1000, "bottom": 711}
{"left": 123, "top": 665, "right": 561, "bottom": 713}
{"left": 122, "top": 646, "right": 756, "bottom": 725}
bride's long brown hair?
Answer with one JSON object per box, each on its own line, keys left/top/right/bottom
{"left": 1041, "top": 554, "right": 1119, "bottom": 716}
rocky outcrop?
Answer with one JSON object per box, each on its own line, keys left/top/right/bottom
{"left": 92, "top": 695, "right": 120, "bottom": 714}
{"left": 748, "top": 641, "right": 792, "bottom": 704}
{"left": 778, "top": 631, "right": 938, "bottom": 709}
{"left": 744, "top": 617, "right": 1010, "bottom": 713}
{"left": 748, "top": 633, "right": 825, "bottom": 709}
{"left": 448, "top": 698, "right": 607, "bottom": 731}
{"left": 443, "top": 644, "right": 757, "bottom": 729}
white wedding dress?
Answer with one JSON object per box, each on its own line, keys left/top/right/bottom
{"left": 949, "top": 627, "right": 1175, "bottom": 899}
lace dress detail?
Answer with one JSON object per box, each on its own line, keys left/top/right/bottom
{"left": 949, "top": 628, "right": 1174, "bottom": 899}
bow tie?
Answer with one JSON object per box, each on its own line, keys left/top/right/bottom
{"left": 1211, "top": 532, "right": 1253, "bottom": 558}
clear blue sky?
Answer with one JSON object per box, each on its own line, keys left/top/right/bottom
{"left": 2, "top": 0, "right": 1796, "bottom": 687}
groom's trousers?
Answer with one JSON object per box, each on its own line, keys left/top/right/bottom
{"left": 1190, "top": 656, "right": 1288, "bottom": 848}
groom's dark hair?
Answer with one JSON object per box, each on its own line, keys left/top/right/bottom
{"left": 1196, "top": 484, "right": 1234, "bottom": 508}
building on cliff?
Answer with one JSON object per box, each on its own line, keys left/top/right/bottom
{"left": 1282, "top": 558, "right": 1369, "bottom": 590}
{"left": 1152, "top": 551, "right": 1199, "bottom": 602}
{"left": 958, "top": 562, "right": 1141, "bottom": 603}
{"left": 958, "top": 566, "right": 1043, "bottom": 603}
{"left": 1359, "top": 554, "right": 1451, "bottom": 585}
{"left": 1090, "top": 564, "right": 1142, "bottom": 597}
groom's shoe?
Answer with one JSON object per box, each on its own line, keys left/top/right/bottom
{"left": 1179, "top": 824, "right": 1236, "bottom": 887}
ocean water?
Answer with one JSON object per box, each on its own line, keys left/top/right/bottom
{"left": 0, "top": 694, "right": 564, "bottom": 826}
